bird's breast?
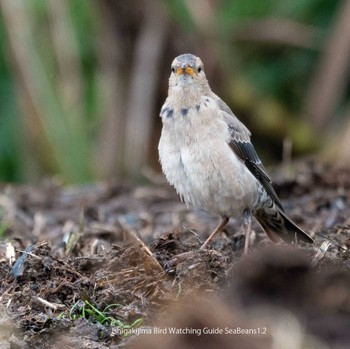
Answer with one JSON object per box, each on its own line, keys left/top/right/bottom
{"left": 159, "top": 102, "right": 258, "bottom": 216}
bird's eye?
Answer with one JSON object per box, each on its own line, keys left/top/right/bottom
{"left": 171, "top": 67, "right": 175, "bottom": 73}
{"left": 197, "top": 66, "right": 202, "bottom": 73}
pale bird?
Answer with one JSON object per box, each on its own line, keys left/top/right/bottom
{"left": 158, "top": 53, "right": 313, "bottom": 253}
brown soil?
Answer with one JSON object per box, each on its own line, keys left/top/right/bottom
{"left": 0, "top": 160, "right": 349, "bottom": 349}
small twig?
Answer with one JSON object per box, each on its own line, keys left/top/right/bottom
{"left": 312, "top": 241, "right": 332, "bottom": 266}
{"left": 18, "top": 241, "right": 48, "bottom": 260}
{"left": 17, "top": 250, "right": 42, "bottom": 260}
{"left": 6, "top": 242, "right": 15, "bottom": 266}
{"left": 182, "top": 227, "right": 200, "bottom": 239}
{"left": 35, "top": 296, "right": 58, "bottom": 310}
{"left": 124, "top": 229, "right": 164, "bottom": 273}
{"left": 314, "top": 231, "right": 349, "bottom": 252}
{"left": 34, "top": 296, "right": 65, "bottom": 310}
{"left": 58, "top": 260, "right": 84, "bottom": 279}
{"left": 0, "top": 286, "right": 14, "bottom": 302}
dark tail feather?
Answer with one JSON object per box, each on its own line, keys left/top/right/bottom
{"left": 255, "top": 206, "right": 314, "bottom": 244}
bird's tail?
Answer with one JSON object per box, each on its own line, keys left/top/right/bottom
{"left": 255, "top": 205, "right": 314, "bottom": 244}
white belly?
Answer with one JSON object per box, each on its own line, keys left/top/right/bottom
{"left": 159, "top": 130, "right": 258, "bottom": 217}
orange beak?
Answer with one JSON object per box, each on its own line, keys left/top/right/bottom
{"left": 176, "top": 67, "right": 195, "bottom": 76}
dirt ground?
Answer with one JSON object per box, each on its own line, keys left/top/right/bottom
{"left": 0, "top": 159, "right": 349, "bottom": 349}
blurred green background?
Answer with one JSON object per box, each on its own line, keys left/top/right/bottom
{"left": 0, "top": 0, "right": 349, "bottom": 184}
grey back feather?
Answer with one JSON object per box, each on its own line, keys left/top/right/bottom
{"left": 213, "top": 95, "right": 284, "bottom": 211}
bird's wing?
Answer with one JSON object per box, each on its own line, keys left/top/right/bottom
{"left": 214, "top": 95, "right": 284, "bottom": 211}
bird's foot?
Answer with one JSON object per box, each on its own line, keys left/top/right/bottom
{"left": 200, "top": 216, "right": 229, "bottom": 250}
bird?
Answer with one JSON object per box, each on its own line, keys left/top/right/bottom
{"left": 158, "top": 53, "right": 314, "bottom": 253}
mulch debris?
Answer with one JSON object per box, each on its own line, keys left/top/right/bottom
{"left": 0, "top": 160, "right": 349, "bottom": 348}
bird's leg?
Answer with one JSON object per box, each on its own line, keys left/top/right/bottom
{"left": 200, "top": 216, "right": 229, "bottom": 250}
{"left": 243, "top": 209, "right": 253, "bottom": 255}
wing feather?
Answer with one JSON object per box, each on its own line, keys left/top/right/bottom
{"left": 214, "top": 96, "right": 284, "bottom": 211}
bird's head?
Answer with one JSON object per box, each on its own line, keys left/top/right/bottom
{"left": 169, "top": 53, "right": 207, "bottom": 89}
